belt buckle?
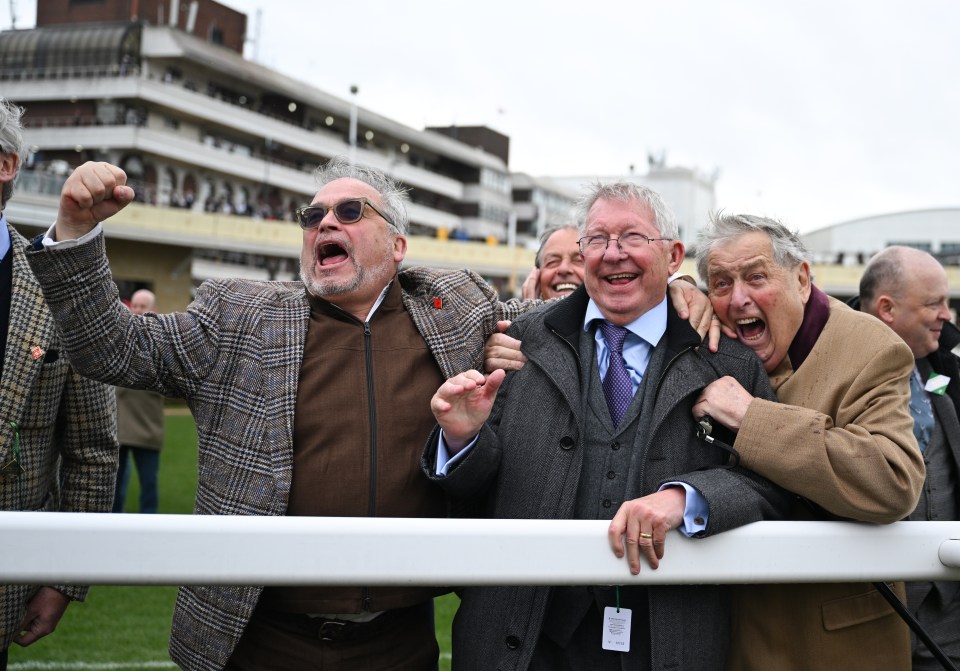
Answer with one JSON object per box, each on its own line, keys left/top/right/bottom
{"left": 317, "top": 619, "right": 347, "bottom": 642}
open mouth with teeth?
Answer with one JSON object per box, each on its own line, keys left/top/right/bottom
{"left": 317, "top": 242, "right": 349, "bottom": 266}
{"left": 552, "top": 282, "right": 580, "bottom": 294}
{"left": 605, "top": 273, "right": 636, "bottom": 285}
{"left": 736, "top": 317, "right": 767, "bottom": 341}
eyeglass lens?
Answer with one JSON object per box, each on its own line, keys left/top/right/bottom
{"left": 300, "top": 199, "right": 366, "bottom": 228}
{"left": 581, "top": 234, "right": 654, "bottom": 255}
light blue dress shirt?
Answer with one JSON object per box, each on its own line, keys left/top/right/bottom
{"left": 0, "top": 214, "right": 10, "bottom": 262}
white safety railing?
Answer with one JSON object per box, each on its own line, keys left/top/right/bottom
{"left": 2, "top": 513, "right": 959, "bottom": 586}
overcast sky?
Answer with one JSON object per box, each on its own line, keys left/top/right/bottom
{"left": 2, "top": 1, "right": 957, "bottom": 232}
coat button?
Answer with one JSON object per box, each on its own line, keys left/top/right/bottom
{"left": 559, "top": 436, "right": 575, "bottom": 450}
{"left": 603, "top": 499, "right": 612, "bottom": 508}
{"left": 505, "top": 635, "right": 521, "bottom": 649}
{"left": 611, "top": 441, "right": 620, "bottom": 451}
{"left": 607, "top": 470, "right": 616, "bottom": 479}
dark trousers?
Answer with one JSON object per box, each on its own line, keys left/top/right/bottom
{"left": 1, "top": 645, "right": 7, "bottom": 671}
{"left": 113, "top": 445, "right": 160, "bottom": 514}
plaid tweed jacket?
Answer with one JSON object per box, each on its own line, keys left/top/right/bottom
{"left": 27, "top": 232, "right": 534, "bottom": 671}
{"left": 1, "top": 222, "right": 118, "bottom": 650}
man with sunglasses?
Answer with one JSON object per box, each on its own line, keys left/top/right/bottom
{"left": 424, "top": 182, "right": 791, "bottom": 671}
{"left": 0, "top": 100, "right": 118, "bottom": 671}
{"left": 25, "top": 156, "right": 546, "bottom": 671}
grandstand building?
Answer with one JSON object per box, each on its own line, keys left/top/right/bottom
{"left": 0, "top": 0, "right": 717, "bottom": 307}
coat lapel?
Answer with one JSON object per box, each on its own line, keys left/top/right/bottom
{"left": 533, "top": 287, "right": 589, "bottom": 418}
{"left": 0, "top": 226, "right": 55, "bottom": 463}
{"left": 644, "top": 304, "right": 712, "bottom": 438}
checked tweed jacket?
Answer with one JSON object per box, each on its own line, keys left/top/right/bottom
{"left": 1, "top": 222, "right": 118, "bottom": 651}
{"left": 27, "top": 232, "right": 533, "bottom": 671}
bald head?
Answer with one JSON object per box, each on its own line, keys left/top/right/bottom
{"left": 129, "top": 289, "right": 157, "bottom": 316}
{"left": 860, "top": 246, "right": 951, "bottom": 358}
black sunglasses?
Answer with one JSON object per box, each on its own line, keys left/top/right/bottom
{"left": 295, "top": 198, "right": 393, "bottom": 230}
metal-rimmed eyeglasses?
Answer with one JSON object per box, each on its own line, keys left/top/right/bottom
{"left": 296, "top": 198, "right": 393, "bottom": 230}
{"left": 578, "top": 233, "right": 672, "bottom": 256}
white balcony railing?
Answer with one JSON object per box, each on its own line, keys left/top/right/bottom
{"left": 2, "top": 513, "right": 959, "bottom": 586}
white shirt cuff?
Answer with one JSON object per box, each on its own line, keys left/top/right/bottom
{"left": 41, "top": 222, "right": 103, "bottom": 248}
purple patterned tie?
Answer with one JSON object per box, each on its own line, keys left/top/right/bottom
{"left": 599, "top": 321, "right": 632, "bottom": 426}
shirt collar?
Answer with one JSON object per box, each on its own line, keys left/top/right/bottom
{"left": 0, "top": 214, "right": 9, "bottom": 262}
{"left": 583, "top": 295, "right": 668, "bottom": 348}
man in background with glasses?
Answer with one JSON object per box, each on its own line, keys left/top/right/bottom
{"left": 0, "top": 99, "right": 118, "bottom": 671}
{"left": 423, "top": 182, "right": 791, "bottom": 671}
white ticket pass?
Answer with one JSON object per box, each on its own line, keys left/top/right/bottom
{"left": 602, "top": 606, "right": 631, "bottom": 652}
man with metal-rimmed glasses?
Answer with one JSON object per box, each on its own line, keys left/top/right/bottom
{"left": 423, "top": 181, "right": 790, "bottom": 671}
{"left": 25, "top": 156, "right": 538, "bottom": 671}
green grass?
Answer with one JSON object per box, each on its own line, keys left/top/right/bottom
{"left": 9, "top": 409, "right": 458, "bottom": 670}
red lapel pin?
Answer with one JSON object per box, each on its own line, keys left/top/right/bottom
{"left": 31, "top": 346, "right": 44, "bottom": 360}
{"left": 433, "top": 297, "right": 443, "bottom": 309}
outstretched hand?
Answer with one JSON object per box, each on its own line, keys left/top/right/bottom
{"left": 431, "top": 369, "right": 505, "bottom": 453}
{"left": 57, "top": 161, "right": 135, "bottom": 241}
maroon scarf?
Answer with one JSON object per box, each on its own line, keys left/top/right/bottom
{"left": 786, "top": 285, "right": 830, "bottom": 371}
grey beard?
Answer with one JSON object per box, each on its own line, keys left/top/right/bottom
{"left": 301, "top": 263, "right": 365, "bottom": 298}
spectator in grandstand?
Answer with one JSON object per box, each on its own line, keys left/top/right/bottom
{"left": 0, "top": 99, "right": 118, "bottom": 671}
{"left": 693, "top": 214, "right": 924, "bottom": 670}
{"left": 858, "top": 245, "right": 960, "bottom": 670}
{"left": 424, "top": 182, "right": 792, "bottom": 671}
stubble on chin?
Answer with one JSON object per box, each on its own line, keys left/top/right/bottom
{"left": 301, "top": 260, "right": 364, "bottom": 298}
{"left": 300, "top": 236, "right": 397, "bottom": 299}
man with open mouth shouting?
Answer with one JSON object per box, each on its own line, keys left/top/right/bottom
{"left": 693, "top": 214, "right": 925, "bottom": 671}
